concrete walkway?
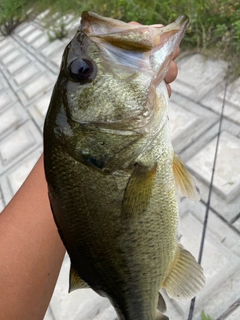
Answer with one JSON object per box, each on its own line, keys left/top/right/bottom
{"left": 0, "top": 13, "right": 240, "bottom": 320}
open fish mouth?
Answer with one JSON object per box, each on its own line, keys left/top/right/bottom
{"left": 53, "top": 12, "right": 190, "bottom": 171}
{"left": 80, "top": 11, "right": 189, "bottom": 53}
{"left": 68, "top": 12, "right": 189, "bottom": 134}
{"left": 80, "top": 11, "right": 189, "bottom": 87}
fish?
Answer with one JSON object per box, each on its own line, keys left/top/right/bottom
{"left": 43, "top": 11, "right": 205, "bottom": 320}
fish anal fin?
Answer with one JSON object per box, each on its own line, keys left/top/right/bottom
{"left": 163, "top": 244, "right": 206, "bottom": 300}
{"left": 157, "top": 292, "right": 167, "bottom": 313}
{"left": 156, "top": 310, "right": 169, "bottom": 320}
{"left": 69, "top": 264, "right": 89, "bottom": 293}
{"left": 122, "top": 163, "right": 157, "bottom": 219}
{"left": 173, "top": 153, "right": 200, "bottom": 202}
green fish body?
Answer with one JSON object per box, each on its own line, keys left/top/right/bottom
{"left": 44, "top": 12, "right": 205, "bottom": 320}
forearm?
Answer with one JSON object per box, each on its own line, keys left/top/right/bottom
{"left": 0, "top": 155, "right": 65, "bottom": 320}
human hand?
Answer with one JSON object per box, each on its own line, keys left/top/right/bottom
{"left": 128, "top": 21, "right": 180, "bottom": 97}
{"left": 165, "top": 46, "right": 180, "bottom": 97}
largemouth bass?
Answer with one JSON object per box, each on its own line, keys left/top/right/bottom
{"left": 44, "top": 11, "right": 205, "bottom": 320}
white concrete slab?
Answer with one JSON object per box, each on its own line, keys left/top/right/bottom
{"left": 172, "top": 54, "right": 227, "bottom": 101}
{"left": 41, "top": 40, "right": 66, "bottom": 58}
{"left": 169, "top": 93, "right": 218, "bottom": 157}
{"left": 0, "top": 149, "right": 42, "bottom": 205}
{"left": 225, "top": 305, "right": 240, "bottom": 320}
{"left": 31, "top": 33, "right": 49, "bottom": 50}
{"left": 17, "top": 24, "right": 36, "bottom": 38}
{"left": 1, "top": 48, "right": 22, "bottom": 65}
{"left": 0, "top": 73, "right": 8, "bottom": 91}
{"left": 0, "top": 39, "right": 16, "bottom": 59}
{"left": 0, "top": 89, "right": 17, "bottom": 112}
{"left": 169, "top": 101, "right": 199, "bottom": 139}
{"left": 43, "top": 308, "right": 55, "bottom": 320}
{"left": 18, "top": 72, "right": 56, "bottom": 106}
{"left": 28, "top": 90, "right": 52, "bottom": 130}
{"left": 187, "top": 131, "right": 240, "bottom": 202}
{"left": 0, "top": 185, "right": 5, "bottom": 212}
{"left": 10, "top": 62, "right": 45, "bottom": 89}
{"left": 51, "top": 50, "right": 64, "bottom": 68}
{"left": 233, "top": 218, "right": 240, "bottom": 233}
{"left": 0, "top": 102, "right": 29, "bottom": 139}
{"left": 201, "top": 76, "right": 240, "bottom": 125}
{"left": 0, "top": 121, "right": 42, "bottom": 175}
{"left": 6, "top": 54, "right": 31, "bottom": 75}
{"left": 23, "top": 28, "right": 43, "bottom": 44}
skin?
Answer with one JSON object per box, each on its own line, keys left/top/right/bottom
{"left": 0, "top": 156, "right": 65, "bottom": 320}
{"left": 0, "top": 50, "right": 178, "bottom": 320}
{"left": 128, "top": 21, "right": 180, "bottom": 97}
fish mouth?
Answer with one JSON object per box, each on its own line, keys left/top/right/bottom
{"left": 175, "top": 14, "right": 189, "bottom": 26}
{"left": 81, "top": 11, "right": 189, "bottom": 52}
{"left": 79, "top": 11, "right": 189, "bottom": 89}
{"left": 73, "top": 12, "right": 189, "bottom": 134}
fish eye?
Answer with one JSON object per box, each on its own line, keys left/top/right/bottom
{"left": 69, "top": 58, "right": 96, "bottom": 81}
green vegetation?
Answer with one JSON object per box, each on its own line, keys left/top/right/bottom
{"left": 0, "top": 0, "right": 28, "bottom": 35}
{"left": 0, "top": 0, "right": 46, "bottom": 35}
{"left": 202, "top": 310, "right": 213, "bottom": 320}
{"left": 40, "top": 0, "right": 81, "bottom": 40}
{"left": 0, "top": 0, "right": 239, "bottom": 69}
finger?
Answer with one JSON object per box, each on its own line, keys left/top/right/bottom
{"left": 172, "top": 46, "right": 180, "bottom": 60}
{"left": 165, "top": 60, "right": 178, "bottom": 84}
{"left": 166, "top": 83, "right": 172, "bottom": 97}
{"left": 149, "top": 24, "right": 164, "bottom": 27}
{"left": 129, "top": 22, "right": 164, "bottom": 28}
{"left": 129, "top": 21, "right": 142, "bottom": 26}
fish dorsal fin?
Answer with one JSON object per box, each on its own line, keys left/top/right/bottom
{"left": 157, "top": 292, "right": 166, "bottom": 312}
{"left": 163, "top": 244, "right": 206, "bottom": 300}
{"left": 69, "top": 264, "right": 89, "bottom": 293}
{"left": 122, "top": 163, "right": 157, "bottom": 219}
{"left": 173, "top": 153, "right": 200, "bottom": 201}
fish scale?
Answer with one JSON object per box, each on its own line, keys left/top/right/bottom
{"left": 44, "top": 11, "right": 205, "bottom": 320}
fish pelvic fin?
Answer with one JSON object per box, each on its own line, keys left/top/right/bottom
{"left": 69, "top": 264, "right": 89, "bottom": 293}
{"left": 122, "top": 163, "right": 157, "bottom": 219}
{"left": 173, "top": 153, "right": 200, "bottom": 202}
{"left": 163, "top": 244, "right": 206, "bottom": 300}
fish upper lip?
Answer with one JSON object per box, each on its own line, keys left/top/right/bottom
{"left": 175, "top": 14, "right": 189, "bottom": 25}
{"left": 175, "top": 14, "right": 189, "bottom": 27}
{"left": 81, "top": 12, "right": 189, "bottom": 53}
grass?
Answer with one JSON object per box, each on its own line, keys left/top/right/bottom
{"left": 202, "top": 310, "right": 213, "bottom": 320}
{"left": 1, "top": 0, "right": 240, "bottom": 73}
{"left": 0, "top": 0, "right": 28, "bottom": 35}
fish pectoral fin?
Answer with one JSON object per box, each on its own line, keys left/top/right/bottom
{"left": 157, "top": 292, "right": 167, "bottom": 312}
{"left": 69, "top": 264, "right": 89, "bottom": 293}
{"left": 122, "top": 163, "right": 157, "bottom": 219}
{"left": 173, "top": 153, "right": 200, "bottom": 202}
{"left": 163, "top": 244, "right": 206, "bottom": 300}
